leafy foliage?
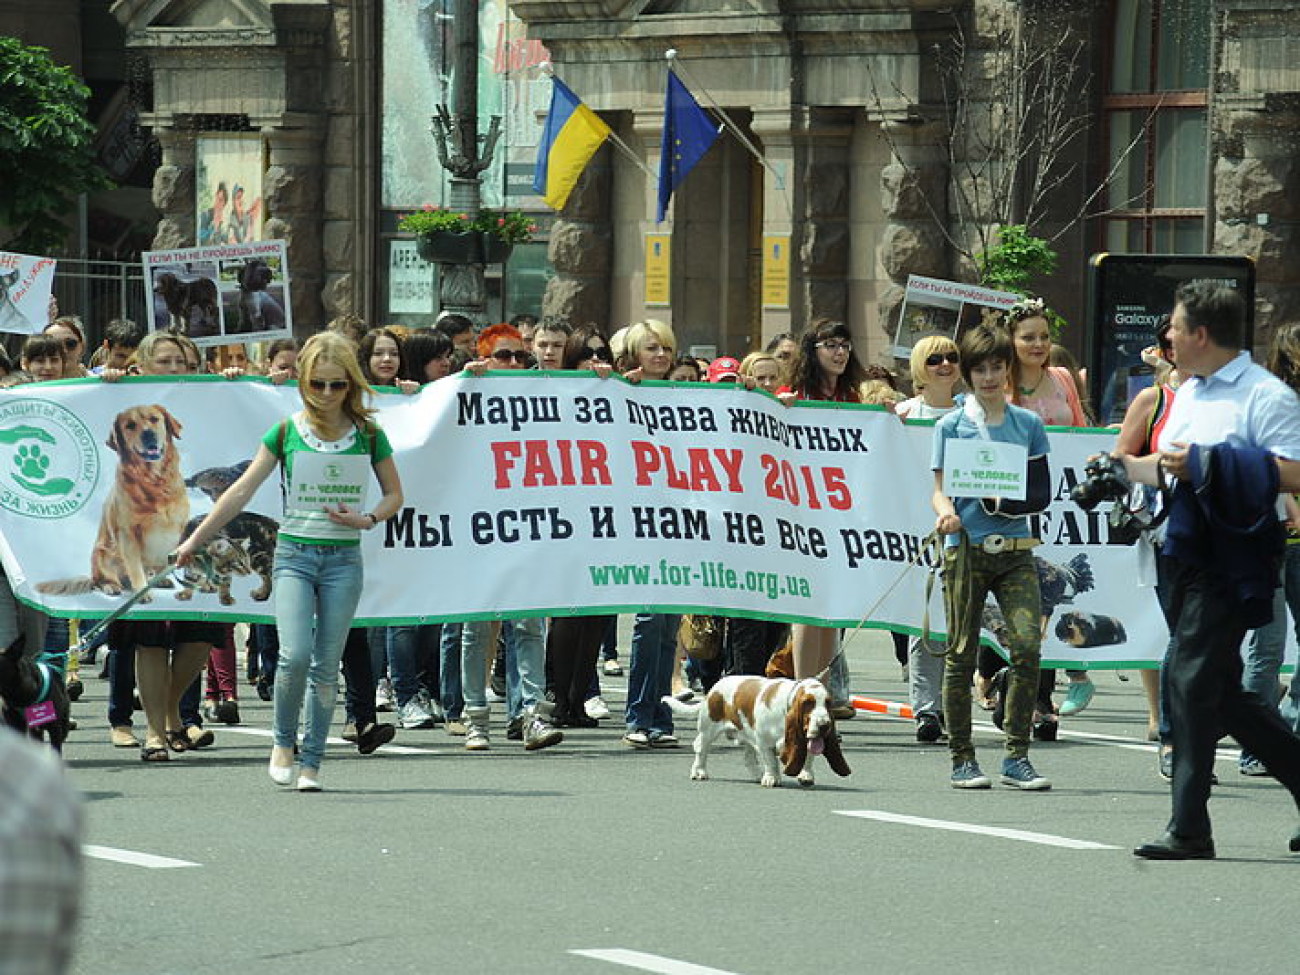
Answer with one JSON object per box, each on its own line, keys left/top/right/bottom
{"left": 0, "top": 37, "right": 110, "bottom": 253}
{"left": 978, "top": 225, "right": 1058, "bottom": 293}
{"left": 980, "top": 226, "right": 1066, "bottom": 337}
{"left": 398, "top": 205, "right": 536, "bottom": 243}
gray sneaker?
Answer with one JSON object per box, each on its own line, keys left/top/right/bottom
{"left": 950, "top": 760, "right": 991, "bottom": 789}
{"left": 1000, "top": 756, "right": 1051, "bottom": 791}
{"left": 398, "top": 699, "right": 435, "bottom": 730}
{"left": 464, "top": 725, "right": 490, "bottom": 751}
{"left": 523, "top": 715, "right": 563, "bottom": 751}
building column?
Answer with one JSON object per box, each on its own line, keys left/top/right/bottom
{"left": 751, "top": 108, "right": 795, "bottom": 344}
{"left": 876, "top": 119, "right": 950, "bottom": 349}
{"left": 628, "top": 109, "right": 670, "bottom": 329}
{"left": 790, "top": 107, "right": 855, "bottom": 328}
{"left": 262, "top": 122, "right": 325, "bottom": 334}
{"left": 541, "top": 141, "right": 613, "bottom": 327}
{"left": 147, "top": 124, "right": 196, "bottom": 251}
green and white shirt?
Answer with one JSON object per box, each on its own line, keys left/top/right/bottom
{"left": 262, "top": 412, "right": 393, "bottom": 545}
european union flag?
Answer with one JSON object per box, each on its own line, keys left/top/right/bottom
{"left": 656, "top": 71, "right": 721, "bottom": 222}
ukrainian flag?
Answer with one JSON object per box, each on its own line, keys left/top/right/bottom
{"left": 533, "top": 77, "right": 612, "bottom": 210}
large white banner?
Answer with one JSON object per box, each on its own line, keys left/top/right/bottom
{"left": 0, "top": 373, "right": 1264, "bottom": 669}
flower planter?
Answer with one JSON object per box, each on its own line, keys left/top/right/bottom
{"left": 480, "top": 235, "right": 514, "bottom": 265}
{"left": 415, "top": 230, "right": 514, "bottom": 265}
{"left": 416, "top": 230, "right": 481, "bottom": 265}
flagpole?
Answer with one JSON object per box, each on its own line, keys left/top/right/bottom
{"left": 539, "top": 62, "right": 658, "bottom": 181}
{"left": 666, "top": 50, "right": 789, "bottom": 204}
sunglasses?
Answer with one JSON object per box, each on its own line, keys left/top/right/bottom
{"left": 584, "top": 345, "right": 613, "bottom": 363}
{"left": 815, "top": 340, "right": 852, "bottom": 353}
{"left": 491, "top": 349, "right": 531, "bottom": 364}
{"left": 925, "top": 351, "right": 960, "bottom": 367}
{"left": 308, "top": 379, "right": 350, "bottom": 392}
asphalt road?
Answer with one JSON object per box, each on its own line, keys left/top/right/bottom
{"left": 63, "top": 629, "right": 1300, "bottom": 975}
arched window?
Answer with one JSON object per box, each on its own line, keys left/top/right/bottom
{"left": 1102, "top": 0, "right": 1210, "bottom": 252}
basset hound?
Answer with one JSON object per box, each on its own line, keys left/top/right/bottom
{"left": 663, "top": 675, "right": 851, "bottom": 788}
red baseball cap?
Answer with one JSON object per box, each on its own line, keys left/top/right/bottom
{"left": 707, "top": 356, "right": 741, "bottom": 383}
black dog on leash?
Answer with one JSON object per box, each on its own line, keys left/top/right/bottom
{"left": 0, "top": 636, "right": 71, "bottom": 753}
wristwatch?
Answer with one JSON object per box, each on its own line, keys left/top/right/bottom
{"left": 365, "top": 512, "right": 378, "bottom": 527}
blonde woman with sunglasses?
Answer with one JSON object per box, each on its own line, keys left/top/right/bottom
{"left": 175, "top": 331, "right": 404, "bottom": 791}
{"left": 896, "top": 336, "right": 962, "bottom": 420}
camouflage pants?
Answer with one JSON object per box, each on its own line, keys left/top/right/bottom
{"left": 942, "top": 546, "right": 1042, "bottom": 763}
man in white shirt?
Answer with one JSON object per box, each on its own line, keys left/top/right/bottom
{"left": 1121, "top": 281, "right": 1300, "bottom": 859}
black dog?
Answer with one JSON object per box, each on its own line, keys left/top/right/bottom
{"left": 234, "top": 258, "right": 286, "bottom": 333}
{"left": 0, "top": 636, "right": 72, "bottom": 753}
{"left": 1055, "top": 611, "right": 1129, "bottom": 649}
{"left": 154, "top": 270, "right": 220, "bottom": 338}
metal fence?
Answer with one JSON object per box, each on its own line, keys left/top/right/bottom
{"left": 50, "top": 258, "right": 149, "bottom": 350}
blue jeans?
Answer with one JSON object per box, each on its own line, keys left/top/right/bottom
{"left": 463, "top": 620, "right": 547, "bottom": 714}
{"left": 503, "top": 617, "right": 546, "bottom": 719}
{"left": 626, "top": 613, "right": 679, "bottom": 734}
{"left": 370, "top": 625, "right": 421, "bottom": 707}
{"left": 272, "top": 541, "right": 364, "bottom": 772}
{"left": 1257, "top": 545, "right": 1300, "bottom": 732}
{"left": 439, "top": 623, "right": 464, "bottom": 720}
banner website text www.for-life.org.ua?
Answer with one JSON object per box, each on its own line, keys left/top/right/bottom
{"left": 587, "top": 558, "right": 813, "bottom": 601}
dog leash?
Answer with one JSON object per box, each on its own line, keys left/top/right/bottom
{"left": 72, "top": 561, "right": 177, "bottom": 655}
{"left": 813, "top": 529, "right": 945, "bottom": 685}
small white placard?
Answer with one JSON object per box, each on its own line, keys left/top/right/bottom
{"left": 942, "top": 439, "right": 1028, "bottom": 500}
{"left": 288, "top": 453, "right": 371, "bottom": 513}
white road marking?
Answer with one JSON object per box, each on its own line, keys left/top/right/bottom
{"left": 215, "top": 725, "right": 437, "bottom": 755}
{"left": 834, "top": 810, "right": 1121, "bottom": 850}
{"left": 570, "top": 949, "right": 742, "bottom": 975}
{"left": 83, "top": 845, "right": 200, "bottom": 869}
{"left": 870, "top": 711, "right": 1239, "bottom": 761}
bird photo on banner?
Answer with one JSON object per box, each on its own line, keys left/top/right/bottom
{"left": 533, "top": 76, "right": 612, "bottom": 210}
{"left": 656, "top": 70, "right": 722, "bottom": 222}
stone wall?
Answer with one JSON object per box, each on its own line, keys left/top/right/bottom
{"left": 1214, "top": 2, "right": 1300, "bottom": 347}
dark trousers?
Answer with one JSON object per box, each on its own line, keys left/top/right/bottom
{"left": 342, "top": 626, "right": 376, "bottom": 728}
{"left": 548, "top": 615, "right": 611, "bottom": 719}
{"left": 724, "top": 618, "right": 789, "bottom": 676}
{"left": 1162, "top": 556, "right": 1300, "bottom": 837}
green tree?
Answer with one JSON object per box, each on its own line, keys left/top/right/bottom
{"left": 977, "top": 225, "right": 1058, "bottom": 293}
{"left": 0, "top": 37, "right": 110, "bottom": 253}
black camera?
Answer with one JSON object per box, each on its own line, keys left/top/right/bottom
{"left": 1070, "top": 453, "right": 1133, "bottom": 511}
{"left": 1070, "top": 452, "right": 1163, "bottom": 545}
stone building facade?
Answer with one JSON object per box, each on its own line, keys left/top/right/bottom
{"left": 110, "top": 0, "right": 375, "bottom": 332}
{"left": 12, "top": 1, "right": 1298, "bottom": 359}
{"left": 513, "top": 0, "right": 1300, "bottom": 363}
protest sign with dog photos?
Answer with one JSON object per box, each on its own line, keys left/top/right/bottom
{"left": 893, "top": 275, "right": 1020, "bottom": 359}
{"left": 1, "top": 374, "right": 1294, "bottom": 672}
{"left": 143, "top": 239, "right": 292, "bottom": 347}
{"left": 0, "top": 251, "right": 57, "bottom": 335}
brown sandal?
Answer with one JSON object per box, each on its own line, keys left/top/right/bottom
{"left": 140, "top": 744, "right": 170, "bottom": 762}
{"left": 165, "top": 730, "right": 190, "bottom": 752}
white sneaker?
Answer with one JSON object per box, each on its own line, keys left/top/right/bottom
{"left": 297, "top": 771, "right": 322, "bottom": 792}
{"left": 375, "top": 678, "right": 395, "bottom": 712}
{"left": 465, "top": 726, "right": 490, "bottom": 751}
{"left": 398, "top": 699, "right": 435, "bottom": 730}
{"left": 584, "top": 696, "right": 611, "bottom": 720}
{"left": 416, "top": 689, "right": 443, "bottom": 723}
{"left": 603, "top": 659, "right": 623, "bottom": 677}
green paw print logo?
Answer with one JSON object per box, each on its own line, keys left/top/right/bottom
{"left": 0, "top": 403, "right": 99, "bottom": 519}
{"left": 12, "top": 444, "right": 73, "bottom": 496}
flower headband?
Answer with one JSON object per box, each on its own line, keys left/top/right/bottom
{"left": 1006, "top": 296, "right": 1048, "bottom": 323}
